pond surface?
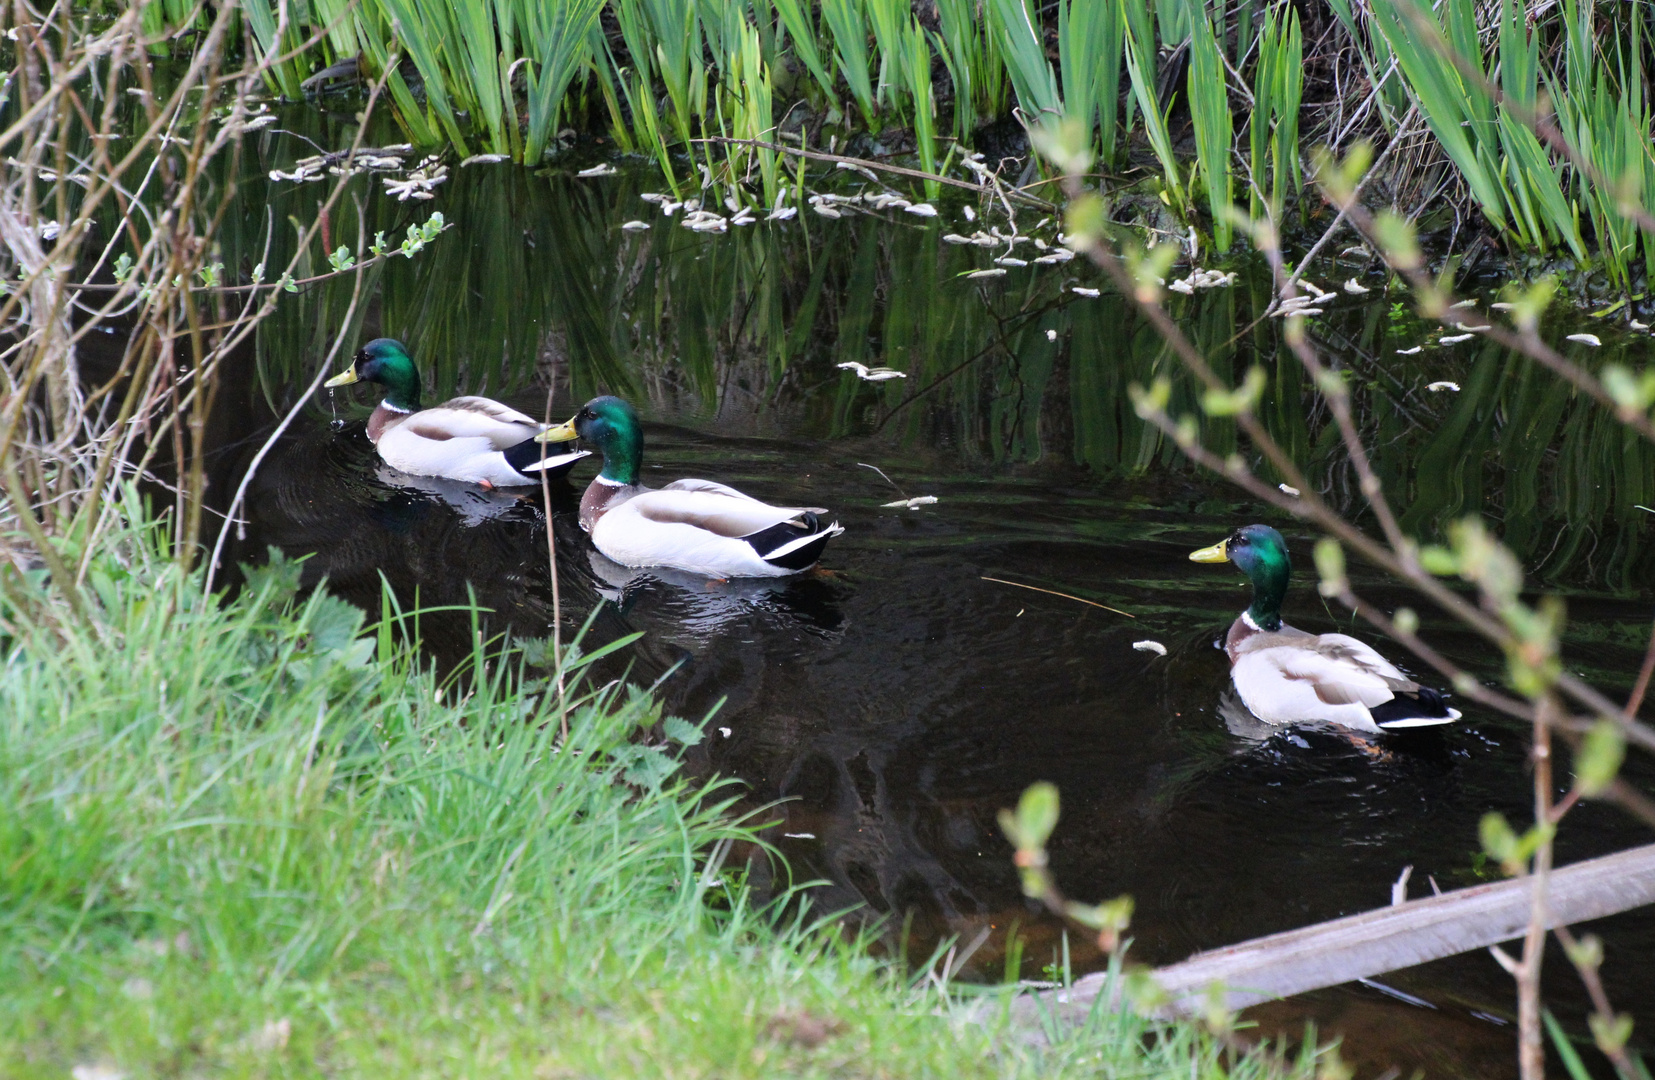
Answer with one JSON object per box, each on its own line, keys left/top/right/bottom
{"left": 192, "top": 120, "right": 1655, "bottom": 1074}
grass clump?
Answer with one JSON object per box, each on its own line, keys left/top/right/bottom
{"left": 0, "top": 507, "right": 1318, "bottom": 1079}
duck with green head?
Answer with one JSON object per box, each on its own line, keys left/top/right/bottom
{"left": 324, "top": 338, "right": 588, "bottom": 487}
{"left": 536, "top": 395, "right": 843, "bottom": 578}
{"left": 1190, "top": 524, "right": 1460, "bottom": 732}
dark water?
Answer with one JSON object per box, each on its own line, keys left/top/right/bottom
{"left": 183, "top": 123, "right": 1655, "bottom": 1074}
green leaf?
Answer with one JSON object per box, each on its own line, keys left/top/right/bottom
{"left": 1201, "top": 367, "right": 1266, "bottom": 418}
{"left": 614, "top": 744, "right": 678, "bottom": 790}
{"left": 1589, "top": 1012, "right": 1635, "bottom": 1056}
{"left": 1186, "top": 11, "right": 1233, "bottom": 250}
{"left": 1372, "top": 211, "right": 1422, "bottom": 270}
{"left": 1479, "top": 811, "right": 1520, "bottom": 871}
{"left": 1031, "top": 116, "right": 1094, "bottom": 177}
{"left": 1313, "top": 538, "right": 1346, "bottom": 597}
{"left": 1003, "top": 781, "right": 1059, "bottom": 851}
{"left": 662, "top": 716, "right": 704, "bottom": 746}
{"left": 1562, "top": 932, "right": 1603, "bottom": 971}
{"left": 309, "top": 594, "right": 366, "bottom": 655}
{"left": 1419, "top": 545, "right": 1458, "bottom": 575}
{"left": 1575, "top": 720, "right": 1625, "bottom": 796}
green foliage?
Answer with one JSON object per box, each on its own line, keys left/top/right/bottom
{"left": 988, "top": 0, "right": 1062, "bottom": 122}
{"left": 1058, "top": 0, "right": 1124, "bottom": 165}
{"left": 1479, "top": 810, "right": 1556, "bottom": 875}
{"left": 1574, "top": 720, "right": 1627, "bottom": 796}
{"left": 1312, "top": 537, "right": 1347, "bottom": 598}
{"left": 152, "top": 0, "right": 1655, "bottom": 276}
{"left": 1000, "top": 781, "right": 1061, "bottom": 855}
{"left": 1122, "top": 0, "right": 1187, "bottom": 213}
{"left": 0, "top": 501, "right": 1325, "bottom": 1080}
{"left": 934, "top": 0, "right": 1010, "bottom": 141}
{"left": 1249, "top": 2, "right": 1302, "bottom": 224}
{"left": 822, "top": 0, "right": 878, "bottom": 129}
{"left": 1544, "top": 1009, "right": 1597, "bottom": 1080}
{"left": 1187, "top": 8, "right": 1235, "bottom": 250}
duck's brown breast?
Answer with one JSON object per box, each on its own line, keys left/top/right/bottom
{"left": 579, "top": 480, "right": 638, "bottom": 532}
{"left": 367, "top": 403, "right": 410, "bottom": 444}
{"left": 1224, "top": 617, "right": 1257, "bottom": 664}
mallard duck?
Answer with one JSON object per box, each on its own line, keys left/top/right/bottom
{"left": 536, "top": 396, "right": 843, "bottom": 578}
{"left": 324, "top": 338, "right": 588, "bottom": 488}
{"left": 1190, "top": 524, "right": 1460, "bottom": 732}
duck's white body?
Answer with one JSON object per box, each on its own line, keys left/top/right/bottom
{"left": 1225, "top": 616, "right": 1461, "bottom": 733}
{"left": 580, "top": 476, "right": 843, "bottom": 578}
{"left": 369, "top": 398, "right": 587, "bottom": 487}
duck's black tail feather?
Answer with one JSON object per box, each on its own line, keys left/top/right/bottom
{"left": 502, "top": 437, "right": 588, "bottom": 481}
{"left": 742, "top": 512, "right": 845, "bottom": 571}
{"left": 1373, "top": 686, "right": 1462, "bottom": 730}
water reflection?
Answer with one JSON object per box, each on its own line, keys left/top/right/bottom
{"left": 182, "top": 116, "right": 1655, "bottom": 1054}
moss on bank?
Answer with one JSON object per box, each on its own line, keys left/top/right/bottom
{"left": 0, "top": 512, "right": 1319, "bottom": 1079}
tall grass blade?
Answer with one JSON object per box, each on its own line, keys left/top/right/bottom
{"left": 1068, "top": 0, "right": 1125, "bottom": 164}
{"left": 822, "top": 0, "right": 879, "bottom": 129}
{"left": 519, "top": 0, "right": 605, "bottom": 162}
{"left": 1188, "top": 6, "right": 1233, "bottom": 250}
{"left": 771, "top": 0, "right": 838, "bottom": 102}
{"left": 903, "top": 18, "right": 940, "bottom": 198}
{"left": 1123, "top": 0, "right": 1186, "bottom": 209}
{"left": 988, "top": 0, "right": 1062, "bottom": 122}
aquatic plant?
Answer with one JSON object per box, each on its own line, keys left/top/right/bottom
{"left": 116, "top": 0, "right": 1655, "bottom": 285}
{"left": 1247, "top": 3, "right": 1302, "bottom": 227}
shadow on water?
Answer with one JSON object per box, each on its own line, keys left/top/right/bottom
{"left": 167, "top": 111, "right": 1655, "bottom": 1072}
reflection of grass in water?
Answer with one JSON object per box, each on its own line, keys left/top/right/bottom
{"left": 236, "top": 154, "right": 1650, "bottom": 591}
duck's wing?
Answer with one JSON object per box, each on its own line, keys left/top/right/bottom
{"left": 1247, "top": 644, "right": 1397, "bottom": 706}
{"left": 630, "top": 487, "right": 818, "bottom": 537}
{"left": 421, "top": 397, "right": 544, "bottom": 448}
{"left": 1232, "top": 642, "right": 1389, "bottom": 732}
{"left": 1306, "top": 633, "right": 1417, "bottom": 690}
{"left": 661, "top": 478, "right": 830, "bottom": 514}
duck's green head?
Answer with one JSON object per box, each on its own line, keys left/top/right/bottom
{"left": 538, "top": 395, "right": 642, "bottom": 484}
{"left": 325, "top": 338, "right": 422, "bottom": 412}
{"left": 1190, "top": 524, "right": 1290, "bottom": 631}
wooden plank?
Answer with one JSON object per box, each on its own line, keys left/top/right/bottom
{"left": 1035, "top": 843, "right": 1655, "bottom": 1017}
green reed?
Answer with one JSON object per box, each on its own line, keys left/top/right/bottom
{"left": 933, "top": 0, "right": 1010, "bottom": 142}
{"left": 154, "top": 0, "right": 1655, "bottom": 278}
{"left": 989, "top": 0, "right": 1062, "bottom": 124}
{"left": 1058, "top": 0, "right": 1124, "bottom": 166}
{"left": 1123, "top": 0, "right": 1188, "bottom": 213}
{"left": 1248, "top": 3, "right": 1302, "bottom": 226}
{"left": 1188, "top": 6, "right": 1235, "bottom": 251}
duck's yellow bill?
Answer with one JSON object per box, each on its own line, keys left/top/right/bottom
{"left": 536, "top": 418, "right": 579, "bottom": 443}
{"left": 1189, "top": 539, "right": 1229, "bottom": 563}
{"left": 323, "top": 368, "right": 359, "bottom": 388}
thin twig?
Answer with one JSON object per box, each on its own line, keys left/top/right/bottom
{"left": 541, "top": 387, "right": 568, "bottom": 742}
{"left": 980, "top": 576, "right": 1135, "bottom": 619}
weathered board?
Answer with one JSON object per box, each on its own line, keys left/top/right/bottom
{"left": 1029, "top": 842, "right": 1655, "bottom": 1018}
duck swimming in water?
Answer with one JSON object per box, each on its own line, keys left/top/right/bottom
{"left": 324, "top": 338, "right": 588, "bottom": 487}
{"left": 537, "top": 396, "right": 843, "bottom": 578}
{"left": 1190, "top": 524, "right": 1460, "bottom": 733}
